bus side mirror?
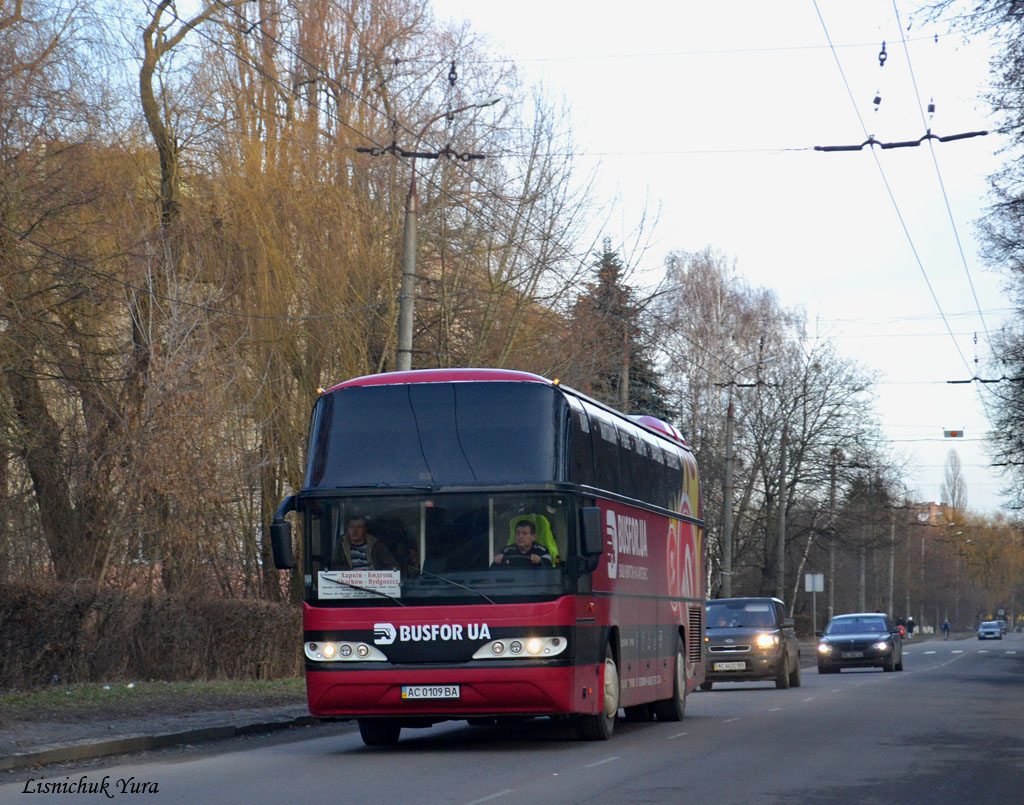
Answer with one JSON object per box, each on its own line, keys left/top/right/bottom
{"left": 270, "top": 494, "right": 297, "bottom": 569}
{"left": 580, "top": 507, "right": 603, "bottom": 557}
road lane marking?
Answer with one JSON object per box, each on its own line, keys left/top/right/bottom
{"left": 979, "top": 650, "right": 989, "bottom": 653}
{"left": 1006, "top": 651, "right": 1017, "bottom": 655}
{"left": 723, "top": 717, "right": 741, "bottom": 723}
{"left": 466, "top": 790, "right": 515, "bottom": 804}
{"left": 769, "top": 707, "right": 783, "bottom": 712}
{"left": 952, "top": 650, "right": 964, "bottom": 654}
{"left": 924, "top": 650, "right": 936, "bottom": 654}
{"left": 802, "top": 697, "right": 815, "bottom": 702}
{"left": 668, "top": 732, "right": 688, "bottom": 739}
{"left": 584, "top": 757, "right": 620, "bottom": 768}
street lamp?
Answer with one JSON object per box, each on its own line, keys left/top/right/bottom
{"left": 720, "top": 355, "right": 775, "bottom": 597}
{"left": 396, "top": 95, "right": 502, "bottom": 371}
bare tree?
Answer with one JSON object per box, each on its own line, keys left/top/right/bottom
{"left": 941, "top": 449, "right": 968, "bottom": 511}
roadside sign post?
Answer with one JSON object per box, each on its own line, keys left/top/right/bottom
{"left": 805, "top": 572, "right": 825, "bottom": 632}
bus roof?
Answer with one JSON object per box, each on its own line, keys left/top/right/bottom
{"left": 324, "top": 368, "right": 687, "bottom": 446}
{"left": 327, "top": 368, "right": 551, "bottom": 391}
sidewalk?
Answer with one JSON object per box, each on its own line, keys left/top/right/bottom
{"left": 0, "top": 703, "right": 324, "bottom": 772}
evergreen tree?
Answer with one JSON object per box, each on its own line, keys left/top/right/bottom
{"left": 567, "top": 240, "right": 675, "bottom": 421}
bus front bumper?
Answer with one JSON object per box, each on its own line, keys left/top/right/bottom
{"left": 306, "top": 665, "right": 593, "bottom": 718}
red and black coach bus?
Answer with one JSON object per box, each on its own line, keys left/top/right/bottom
{"left": 271, "top": 368, "right": 704, "bottom": 745}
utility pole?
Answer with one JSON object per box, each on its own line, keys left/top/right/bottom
{"left": 618, "top": 317, "right": 630, "bottom": 412}
{"left": 358, "top": 87, "right": 501, "bottom": 372}
{"left": 719, "top": 356, "right": 775, "bottom": 597}
{"left": 828, "top": 448, "right": 841, "bottom": 621}
{"left": 886, "top": 513, "right": 895, "bottom": 616}
{"left": 858, "top": 530, "right": 866, "bottom": 612}
{"left": 776, "top": 423, "right": 787, "bottom": 601}
{"left": 722, "top": 393, "right": 736, "bottom": 597}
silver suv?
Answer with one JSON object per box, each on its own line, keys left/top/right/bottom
{"left": 703, "top": 597, "right": 802, "bottom": 690}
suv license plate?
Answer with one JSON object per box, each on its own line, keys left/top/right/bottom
{"left": 401, "top": 685, "right": 460, "bottom": 700}
{"left": 841, "top": 651, "right": 864, "bottom": 659}
{"left": 713, "top": 661, "right": 746, "bottom": 671}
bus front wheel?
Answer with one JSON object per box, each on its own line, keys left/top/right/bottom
{"left": 654, "top": 635, "right": 687, "bottom": 722}
{"left": 358, "top": 718, "right": 401, "bottom": 746}
{"left": 577, "top": 645, "right": 619, "bottom": 740}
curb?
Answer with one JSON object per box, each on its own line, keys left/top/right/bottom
{"left": 0, "top": 715, "right": 322, "bottom": 773}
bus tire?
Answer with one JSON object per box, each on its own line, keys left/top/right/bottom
{"left": 654, "top": 635, "right": 687, "bottom": 722}
{"left": 577, "top": 645, "right": 618, "bottom": 740}
{"left": 358, "top": 719, "right": 401, "bottom": 746}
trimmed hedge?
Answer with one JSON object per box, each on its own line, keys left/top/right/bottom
{"left": 0, "top": 583, "right": 302, "bottom": 688}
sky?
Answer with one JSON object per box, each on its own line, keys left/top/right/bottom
{"left": 429, "top": 0, "right": 1013, "bottom": 514}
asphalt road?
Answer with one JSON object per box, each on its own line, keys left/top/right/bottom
{"left": 3, "top": 633, "right": 1021, "bottom": 804}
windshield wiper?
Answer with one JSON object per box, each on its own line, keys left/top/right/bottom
{"left": 413, "top": 567, "right": 496, "bottom": 605}
{"left": 320, "top": 575, "right": 407, "bottom": 606}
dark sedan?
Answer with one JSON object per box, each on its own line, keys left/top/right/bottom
{"left": 817, "top": 613, "right": 903, "bottom": 673}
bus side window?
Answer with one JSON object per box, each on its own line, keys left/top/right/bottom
{"left": 566, "top": 397, "right": 594, "bottom": 486}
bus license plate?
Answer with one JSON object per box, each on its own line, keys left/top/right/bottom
{"left": 401, "top": 685, "right": 460, "bottom": 700}
{"left": 713, "top": 661, "right": 746, "bottom": 671}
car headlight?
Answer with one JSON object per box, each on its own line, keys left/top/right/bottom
{"left": 872, "top": 641, "right": 890, "bottom": 652}
{"left": 817, "top": 642, "right": 832, "bottom": 654}
{"left": 755, "top": 633, "right": 779, "bottom": 649}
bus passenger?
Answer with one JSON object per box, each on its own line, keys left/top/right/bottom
{"left": 492, "top": 521, "right": 553, "bottom": 568}
{"left": 332, "top": 515, "right": 397, "bottom": 571}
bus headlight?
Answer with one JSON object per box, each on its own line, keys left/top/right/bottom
{"left": 473, "top": 636, "right": 567, "bottom": 660}
{"left": 305, "top": 641, "right": 387, "bottom": 662}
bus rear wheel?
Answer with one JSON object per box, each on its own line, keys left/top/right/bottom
{"left": 654, "top": 635, "right": 687, "bottom": 722}
{"left": 358, "top": 719, "right": 401, "bottom": 746}
{"left": 577, "top": 645, "right": 619, "bottom": 740}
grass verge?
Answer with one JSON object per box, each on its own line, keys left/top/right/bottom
{"left": 1, "top": 678, "right": 306, "bottom": 722}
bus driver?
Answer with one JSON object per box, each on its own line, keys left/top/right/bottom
{"left": 332, "top": 515, "right": 397, "bottom": 571}
{"left": 493, "top": 520, "right": 553, "bottom": 568}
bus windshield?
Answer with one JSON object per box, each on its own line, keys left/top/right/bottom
{"left": 304, "top": 492, "right": 573, "bottom": 605}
